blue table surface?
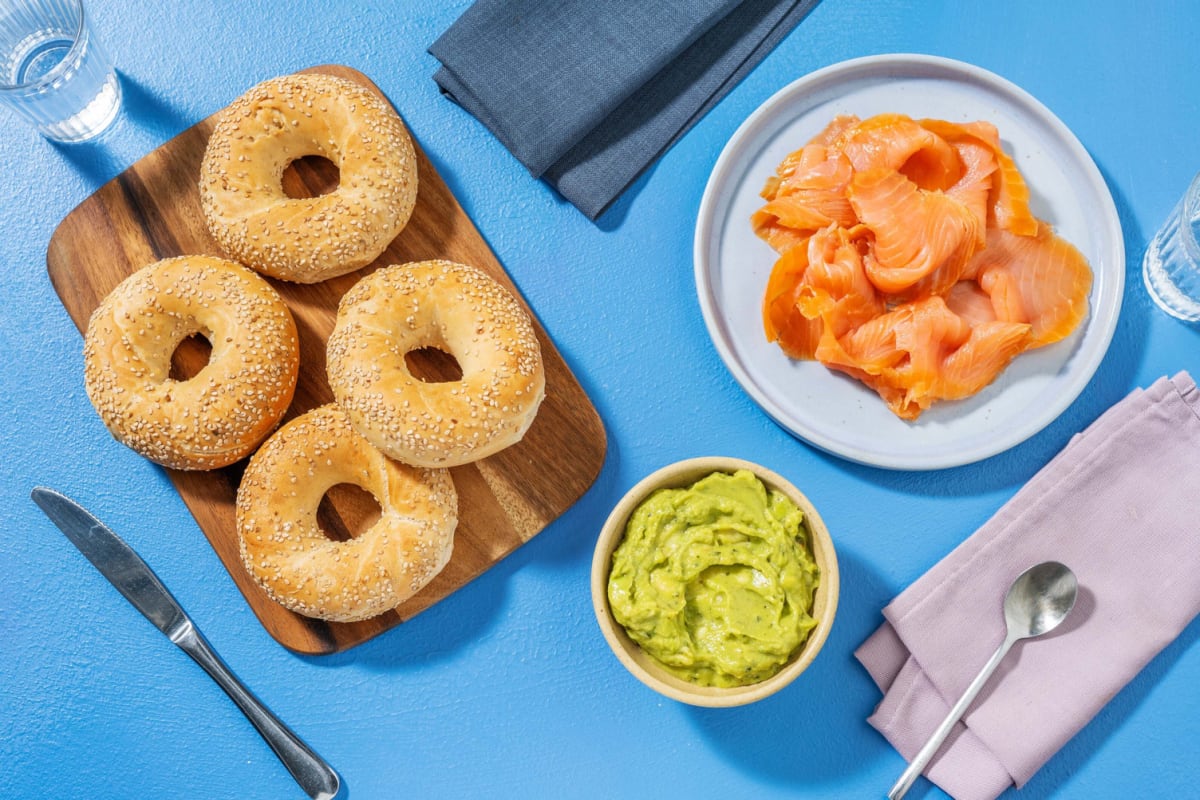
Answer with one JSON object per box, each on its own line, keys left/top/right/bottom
{"left": 4, "top": 1, "right": 1199, "bottom": 798}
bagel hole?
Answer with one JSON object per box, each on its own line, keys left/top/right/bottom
{"left": 169, "top": 332, "right": 213, "bottom": 381}
{"left": 317, "top": 483, "right": 382, "bottom": 542}
{"left": 405, "top": 347, "right": 464, "bottom": 383}
{"left": 282, "top": 155, "right": 340, "bottom": 199}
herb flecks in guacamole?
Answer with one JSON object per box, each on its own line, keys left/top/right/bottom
{"left": 607, "top": 469, "right": 820, "bottom": 688}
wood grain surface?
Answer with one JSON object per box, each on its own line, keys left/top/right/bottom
{"left": 46, "top": 65, "right": 607, "bottom": 655}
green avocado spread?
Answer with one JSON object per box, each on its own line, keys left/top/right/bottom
{"left": 607, "top": 469, "right": 820, "bottom": 688}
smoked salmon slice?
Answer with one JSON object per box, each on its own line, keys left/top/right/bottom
{"left": 917, "top": 118, "right": 1039, "bottom": 237}
{"left": 753, "top": 145, "right": 857, "bottom": 251}
{"left": 753, "top": 113, "right": 1092, "bottom": 420}
{"left": 967, "top": 222, "right": 1093, "bottom": 345}
{"left": 763, "top": 243, "right": 823, "bottom": 360}
{"left": 849, "top": 167, "right": 982, "bottom": 295}
{"left": 795, "top": 224, "right": 882, "bottom": 336}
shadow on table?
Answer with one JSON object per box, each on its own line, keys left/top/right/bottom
{"left": 51, "top": 121, "right": 125, "bottom": 186}
{"left": 592, "top": 161, "right": 658, "bottom": 231}
{"left": 51, "top": 71, "right": 195, "bottom": 187}
{"left": 117, "top": 72, "right": 194, "bottom": 139}
{"left": 686, "top": 546, "right": 896, "bottom": 787}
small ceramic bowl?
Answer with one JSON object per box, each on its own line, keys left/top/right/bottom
{"left": 590, "top": 456, "right": 839, "bottom": 707}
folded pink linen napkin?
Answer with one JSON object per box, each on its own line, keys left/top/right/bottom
{"left": 856, "top": 372, "right": 1200, "bottom": 800}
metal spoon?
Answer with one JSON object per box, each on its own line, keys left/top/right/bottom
{"left": 887, "top": 561, "right": 1078, "bottom": 800}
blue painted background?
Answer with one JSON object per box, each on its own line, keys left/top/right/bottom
{"left": 3, "top": 1, "right": 1198, "bottom": 797}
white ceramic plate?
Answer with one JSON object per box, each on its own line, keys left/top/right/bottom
{"left": 694, "top": 54, "right": 1123, "bottom": 471}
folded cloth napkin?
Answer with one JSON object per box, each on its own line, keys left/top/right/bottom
{"left": 429, "top": 0, "right": 819, "bottom": 219}
{"left": 856, "top": 372, "right": 1200, "bottom": 800}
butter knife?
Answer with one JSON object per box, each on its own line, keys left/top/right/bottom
{"left": 31, "top": 487, "right": 340, "bottom": 800}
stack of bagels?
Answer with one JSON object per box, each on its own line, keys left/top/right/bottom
{"left": 82, "top": 73, "right": 545, "bottom": 623}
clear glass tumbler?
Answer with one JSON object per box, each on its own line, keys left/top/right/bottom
{"left": 0, "top": 0, "right": 121, "bottom": 143}
{"left": 1144, "top": 171, "right": 1200, "bottom": 322}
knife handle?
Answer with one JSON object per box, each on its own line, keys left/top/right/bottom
{"left": 172, "top": 621, "right": 341, "bottom": 800}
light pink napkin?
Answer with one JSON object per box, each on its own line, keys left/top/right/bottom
{"left": 856, "top": 372, "right": 1200, "bottom": 800}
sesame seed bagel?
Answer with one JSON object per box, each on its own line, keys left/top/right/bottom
{"left": 82, "top": 256, "right": 299, "bottom": 471}
{"left": 199, "top": 73, "right": 418, "bottom": 283}
{"left": 237, "top": 404, "right": 458, "bottom": 622}
{"left": 326, "top": 260, "right": 545, "bottom": 468}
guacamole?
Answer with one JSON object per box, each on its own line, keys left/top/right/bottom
{"left": 607, "top": 469, "right": 820, "bottom": 688}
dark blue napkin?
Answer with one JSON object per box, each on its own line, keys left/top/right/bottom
{"left": 430, "top": 0, "right": 819, "bottom": 220}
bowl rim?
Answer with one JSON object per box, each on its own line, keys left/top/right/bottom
{"left": 590, "top": 456, "right": 839, "bottom": 707}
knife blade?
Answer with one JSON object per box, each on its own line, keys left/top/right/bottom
{"left": 32, "top": 486, "right": 189, "bottom": 639}
{"left": 31, "top": 486, "right": 340, "bottom": 800}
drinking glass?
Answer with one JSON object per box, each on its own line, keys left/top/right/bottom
{"left": 0, "top": 0, "right": 121, "bottom": 143}
{"left": 1143, "top": 171, "right": 1200, "bottom": 322}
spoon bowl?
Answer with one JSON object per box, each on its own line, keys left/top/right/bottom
{"left": 1004, "top": 560, "right": 1079, "bottom": 639}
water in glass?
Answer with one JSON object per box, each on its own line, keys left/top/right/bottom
{"left": 0, "top": 0, "right": 121, "bottom": 142}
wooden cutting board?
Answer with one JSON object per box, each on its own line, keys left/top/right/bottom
{"left": 46, "top": 65, "right": 607, "bottom": 655}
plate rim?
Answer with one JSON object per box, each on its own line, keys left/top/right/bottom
{"left": 693, "top": 52, "right": 1124, "bottom": 471}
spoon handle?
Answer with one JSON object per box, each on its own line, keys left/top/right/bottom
{"left": 887, "top": 633, "right": 1016, "bottom": 800}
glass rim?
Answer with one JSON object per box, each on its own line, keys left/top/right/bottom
{"left": 0, "top": 0, "right": 87, "bottom": 94}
